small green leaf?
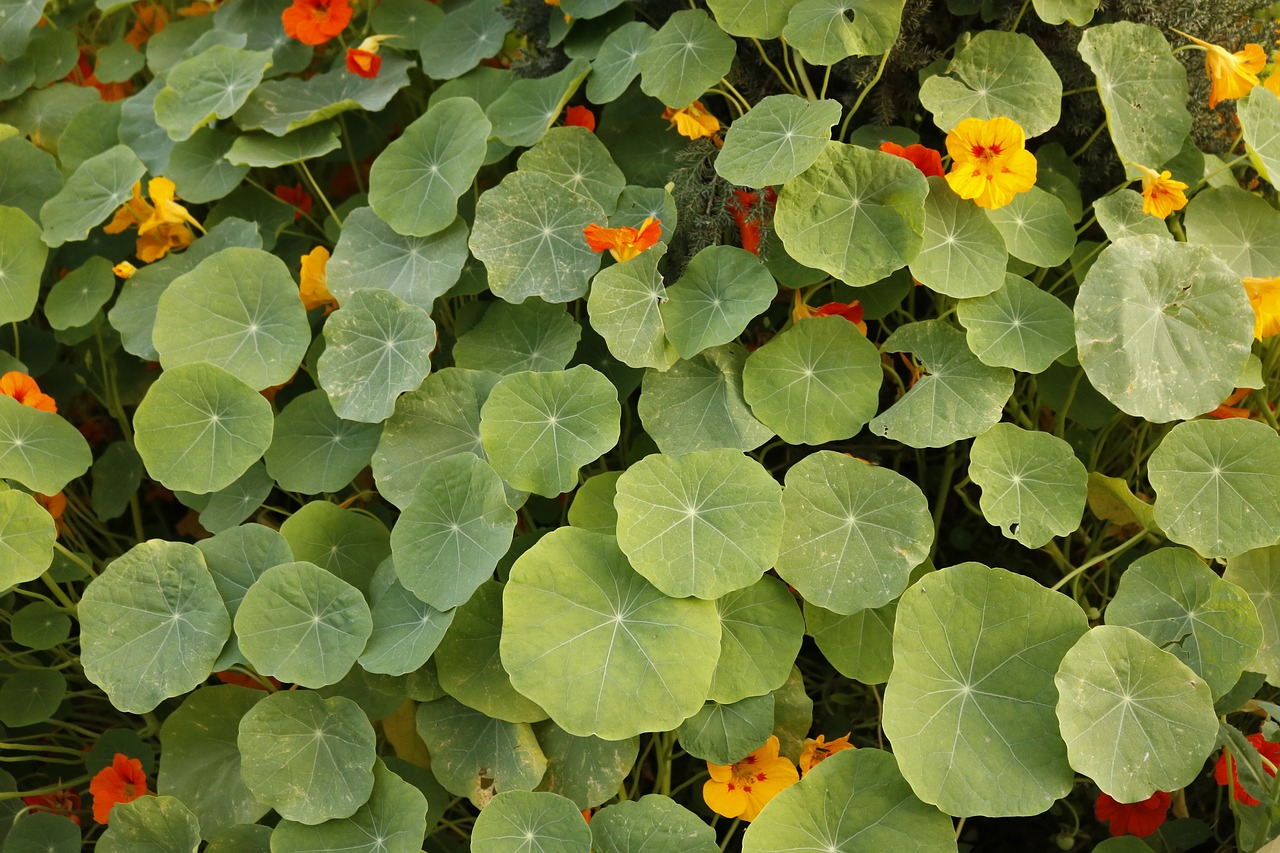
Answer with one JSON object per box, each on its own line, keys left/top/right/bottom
{"left": 677, "top": 695, "right": 775, "bottom": 764}
{"left": 0, "top": 490, "right": 55, "bottom": 590}
{"left": 517, "top": 125, "right": 626, "bottom": 213}
{"left": 955, "top": 274, "right": 1074, "bottom": 373}
{"left": 780, "top": 0, "right": 905, "bottom": 65}
{"left": 414, "top": 695, "right": 547, "bottom": 806}
{"left": 1240, "top": 85, "right": 1280, "bottom": 186}
{"left": 40, "top": 145, "right": 145, "bottom": 248}
{"left": 661, "top": 245, "right": 775, "bottom": 359}
{"left": 1033, "top": 0, "right": 1097, "bottom": 25}
{"left": 919, "top": 31, "right": 1061, "bottom": 136}
{"left": 715, "top": 95, "right": 842, "bottom": 188}
{"left": 270, "top": 760, "right": 428, "bottom": 853}
{"left": 472, "top": 791, "right": 591, "bottom": 853}
{"left": 359, "top": 558, "right": 454, "bottom": 677}
{"left": 710, "top": 575, "right": 804, "bottom": 704}
{"left": 0, "top": 206, "right": 45, "bottom": 324}
{"left": 454, "top": 298, "right": 581, "bottom": 375}
{"left": 279, "top": 501, "right": 389, "bottom": 596}
{"left": 328, "top": 207, "right": 469, "bottom": 311}
{"left": 264, "top": 390, "right": 383, "bottom": 495}
{"left": 968, "top": 424, "right": 1088, "bottom": 548}
{"left": 534, "top": 722, "right": 638, "bottom": 810}
{"left": 0, "top": 0, "right": 47, "bottom": 61}
{"left": 705, "top": 0, "right": 800, "bottom": 38}
{"left": 637, "top": 10, "right": 735, "bottom": 108}
{"left": 488, "top": 59, "right": 590, "bottom": 148}
{"left": 45, "top": 257, "right": 113, "bottom": 330}
{"left": 909, "top": 176, "right": 1007, "bottom": 297}
{"left": 1184, "top": 186, "right": 1280, "bottom": 278}
{"left": 586, "top": 22, "right": 653, "bottom": 104}
{"left": 233, "top": 54, "right": 412, "bottom": 136}
{"left": 226, "top": 122, "right": 340, "bottom": 167}
{"left": 1225, "top": 545, "right": 1280, "bottom": 683}
{"left": 418, "top": 0, "right": 509, "bottom": 80}
{"left": 0, "top": 136, "right": 61, "bottom": 220}
{"left": 97, "top": 797, "right": 202, "bottom": 853}
{"left": 585, "top": 242, "right": 676, "bottom": 370}
{"left": 166, "top": 127, "right": 249, "bottom": 203}
{"left": 591, "top": 796, "right": 718, "bottom": 853}
{"left": 0, "top": 667, "right": 64, "bottom": 726}
{"left": 154, "top": 46, "right": 271, "bottom": 141}
{"left": 1092, "top": 190, "right": 1171, "bottom": 242}
{"left": 11, "top": 601, "right": 71, "bottom": 650}
{"left": 984, "top": 186, "right": 1075, "bottom": 267}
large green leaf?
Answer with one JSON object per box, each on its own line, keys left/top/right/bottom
{"left": 919, "top": 31, "right": 1060, "bottom": 136}
{"left": 368, "top": 97, "right": 490, "bottom": 239}
{"left": 0, "top": 136, "right": 61, "bottom": 220}
{"left": 1146, "top": 418, "right": 1280, "bottom": 560}
{"left": 132, "top": 362, "right": 275, "bottom": 494}
{"left": 741, "top": 749, "right": 956, "bottom": 853}
{"left": 502, "top": 528, "right": 720, "bottom": 739}
{"left": 1077, "top": 23, "right": 1191, "bottom": 174}
{"left": 488, "top": 59, "right": 590, "bottom": 148}
{"left": 1075, "top": 236, "right": 1252, "bottom": 422}
{"left": 359, "top": 558, "right": 454, "bottom": 676}
{"left": 80, "top": 541, "right": 230, "bottom": 713}
{"left": 197, "top": 523, "right": 292, "bottom": 633}
{"left": 0, "top": 486, "right": 54, "bottom": 592}
{"left": 517, "top": 126, "right": 626, "bottom": 214}
{"left": 327, "top": 207, "right": 469, "bottom": 311}
{"left": 270, "top": 760, "right": 427, "bottom": 853}
{"left": 774, "top": 142, "right": 928, "bottom": 286}
{"left": 97, "top": 797, "right": 202, "bottom": 853}
{"left": 232, "top": 54, "right": 412, "bottom": 136}
{"left": 1092, "top": 190, "right": 1171, "bottom": 243}
{"left": 909, "top": 176, "right": 1007, "bottom": 297}
{"left": 780, "top": 0, "right": 905, "bottom": 65}
{"left": 715, "top": 96, "right": 842, "bottom": 188}
{"left": 742, "top": 316, "right": 882, "bottom": 445}
{"left": 705, "top": 0, "right": 800, "bottom": 39}
{"left": 637, "top": 10, "right": 735, "bottom": 108}
{"left": 710, "top": 576, "right": 804, "bottom": 704}
{"left": 165, "top": 127, "right": 248, "bottom": 203}
{"left": 614, "top": 449, "right": 783, "bottom": 599}
{"left": 591, "top": 795, "right": 718, "bottom": 853}
{"left": 414, "top": 695, "right": 547, "bottom": 806}
{"left": 661, "top": 245, "right": 775, "bottom": 359}
{"left": 264, "top": 390, "right": 383, "bottom": 495}
{"left": 279, "top": 501, "right": 390, "bottom": 596}
{"left": 883, "top": 563, "right": 1087, "bottom": 816}
{"left": 869, "top": 320, "right": 1014, "bottom": 448}
{"left": 39, "top": 144, "right": 145, "bottom": 248}
{"left": 154, "top": 46, "right": 271, "bottom": 141}
{"left": 417, "top": 0, "right": 509, "bottom": 80}
{"left": 585, "top": 242, "right": 676, "bottom": 370}
{"left": 1225, "top": 545, "right": 1280, "bottom": 684}
{"left": 984, "top": 186, "right": 1075, "bottom": 267}
{"left": 955, "top": 274, "right": 1074, "bottom": 373}
{"left": 454, "top": 299, "right": 581, "bottom": 375}
{"left": 0, "top": 206, "right": 45, "bottom": 324}
{"left": 775, "top": 451, "right": 932, "bottom": 615}
{"left": 0, "top": 397, "right": 89, "bottom": 495}
{"left": 0, "top": 0, "right": 47, "bottom": 60}
{"left": 1239, "top": 85, "right": 1280, "bottom": 186}
{"left": 479, "top": 366, "right": 620, "bottom": 497}
{"left": 238, "top": 691, "right": 376, "bottom": 824}
{"left": 472, "top": 791, "right": 591, "bottom": 853}
{"left": 1184, "top": 186, "right": 1280, "bottom": 278}
{"left": 586, "top": 23, "right": 654, "bottom": 104}
{"left": 225, "top": 122, "right": 340, "bottom": 168}
{"left": 968, "top": 424, "right": 1088, "bottom": 549}
{"left": 534, "top": 722, "right": 638, "bottom": 810}
{"left": 1054, "top": 625, "right": 1218, "bottom": 802}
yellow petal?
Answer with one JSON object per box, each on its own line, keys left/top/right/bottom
{"left": 702, "top": 779, "right": 747, "bottom": 819}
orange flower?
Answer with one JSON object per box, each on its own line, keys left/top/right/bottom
{"left": 36, "top": 491, "right": 67, "bottom": 533}
{"left": 176, "top": 0, "right": 219, "bottom": 15}
{"left": 1133, "top": 164, "right": 1188, "bottom": 219}
{"left": 0, "top": 372, "right": 56, "bottom": 413}
{"left": 1266, "top": 69, "right": 1280, "bottom": 97}
{"left": 1174, "top": 30, "right": 1267, "bottom": 108}
{"left": 728, "top": 188, "right": 775, "bottom": 255}
{"left": 345, "top": 35, "right": 395, "bottom": 78}
{"left": 1207, "top": 388, "right": 1253, "bottom": 419}
{"left": 582, "top": 217, "right": 662, "bottom": 262}
{"left": 945, "top": 116, "right": 1037, "bottom": 210}
{"left": 792, "top": 291, "right": 867, "bottom": 335}
{"left": 89, "top": 754, "right": 147, "bottom": 824}
{"left": 282, "top": 0, "right": 352, "bottom": 46}
{"left": 140, "top": 177, "right": 204, "bottom": 237}
{"left": 702, "top": 736, "right": 798, "bottom": 821}
{"left": 125, "top": 3, "right": 168, "bottom": 48}
{"left": 879, "top": 141, "right": 945, "bottom": 178}
{"left": 563, "top": 105, "right": 596, "bottom": 132}
{"left": 107, "top": 178, "right": 202, "bottom": 263}
{"left": 23, "top": 787, "right": 81, "bottom": 826}
{"left": 662, "top": 101, "right": 720, "bottom": 141}
{"left": 273, "top": 183, "right": 313, "bottom": 220}
{"left": 299, "top": 247, "right": 338, "bottom": 313}
{"left": 214, "top": 669, "right": 283, "bottom": 691}
{"left": 1216, "top": 732, "right": 1280, "bottom": 805}
{"left": 798, "top": 733, "right": 855, "bottom": 775}
{"left": 1095, "top": 790, "right": 1170, "bottom": 838}
{"left": 112, "top": 261, "right": 137, "bottom": 279}
{"left": 1244, "top": 276, "right": 1280, "bottom": 339}
{"left": 104, "top": 181, "right": 155, "bottom": 235}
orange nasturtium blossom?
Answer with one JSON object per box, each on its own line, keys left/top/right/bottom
{"left": 90, "top": 753, "right": 148, "bottom": 824}
{"left": 662, "top": 100, "right": 720, "bottom": 141}
{"left": 112, "top": 261, "right": 137, "bottom": 279}
{"left": 125, "top": 2, "right": 168, "bottom": 48}
{"left": 299, "top": 247, "right": 339, "bottom": 313}
{"left": 944, "top": 116, "right": 1037, "bottom": 210}
{"left": 273, "top": 182, "right": 313, "bottom": 220}
{"left": 878, "top": 141, "right": 945, "bottom": 179}
{"left": 23, "top": 786, "right": 81, "bottom": 825}
{"left": 1244, "top": 276, "right": 1280, "bottom": 339}
{"left": 176, "top": 0, "right": 219, "bottom": 15}
{"left": 1173, "top": 30, "right": 1267, "bottom": 109}
{"left": 703, "top": 735, "right": 799, "bottom": 821}
{"left": 1132, "top": 163, "right": 1189, "bottom": 219}
{"left": 0, "top": 371, "right": 57, "bottom": 413}
{"left": 563, "top": 105, "right": 596, "bottom": 132}
{"left": 792, "top": 291, "right": 868, "bottom": 335}
{"left": 798, "top": 733, "right": 855, "bottom": 776}
{"left": 105, "top": 178, "right": 204, "bottom": 263}
{"left": 582, "top": 217, "right": 662, "bottom": 262}
{"left": 346, "top": 34, "right": 396, "bottom": 78}
{"left": 1207, "top": 388, "right": 1253, "bottom": 419}
{"left": 282, "top": 0, "right": 352, "bottom": 46}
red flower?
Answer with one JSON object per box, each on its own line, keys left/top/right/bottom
{"left": 281, "top": 0, "right": 351, "bottom": 45}
{"left": 879, "top": 141, "right": 945, "bottom": 179}
{"left": 214, "top": 669, "right": 283, "bottom": 691}
{"left": 89, "top": 754, "right": 148, "bottom": 824}
{"left": 563, "top": 105, "right": 596, "bottom": 132}
{"left": 346, "top": 48, "right": 381, "bottom": 78}
{"left": 1094, "top": 790, "right": 1170, "bottom": 838}
{"left": 727, "top": 188, "right": 776, "bottom": 255}
{"left": 273, "top": 183, "right": 313, "bottom": 220}
{"left": 1216, "top": 732, "right": 1280, "bottom": 805}
{"left": 24, "top": 787, "right": 81, "bottom": 826}
{"left": 814, "top": 301, "right": 865, "bottom": 325}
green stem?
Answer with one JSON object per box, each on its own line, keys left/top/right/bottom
{"left": 839, "top": 50, "right": 892, "bottom": 141}
{"left": 718, "top": 818, "right": 742, "bottom": 852}
{"left": 750, "top": 39, "right": 800, "bottom": 96}
{"left": 1007, "top": 0, "right": 1031, "bottom": 31}
{"left": 296, "top": 161, "right": 342, "bottom": 228}
{"left": 1070, "top": 120, "right": 1107, "bottom": 160}
{"left": 791, "top": 50, "right": 817, "bottom": 100}
{"left": 1050, "top": 529, "right": 1149, "bottom": 592}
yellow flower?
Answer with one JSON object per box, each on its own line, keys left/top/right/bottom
{"left": 702, "top": 735, "right": 798, "bottom": 822}
{"left": 662, "top": 101, "right": 720, "bottom": 141}
{"left": 944, "top": 116, "right": 1037, "bottom": 210}
{"left": 104, "top": 181, "right": 154, "bottom": 235}
{"left": 798, "top": 733, "right": 855, "bottom": 776}
{"left": 1132, "top": 164, "right": 1189, "bottom": 219}
{"left": 582, "top": 218, "right": 662, "bottom": 263}
{"left": 1174, "top": 30, "right": 1267, "bottom": 109}
{"left": 105, "top": 178, "right": 203, "bottom": 263}
{"left": 139, "top": 177, "right": 204, "bottom": 237}
{"left": 299, "top": 246, "right": 338, "bottom": 313}
{"left": 1244, "top": 276, "right": 1280, "bottom": 339}
{"left": 112, "top": 261, "right": 137, "bottom": 279}
{"left": 1266, "top": 71, "right": 1280, "bottom": 97}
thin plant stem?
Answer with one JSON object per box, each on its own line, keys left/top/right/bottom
{"left": 751, "top": 38, "right": 800, "bottom": 96}
{"left": 1070, "top": 121, "right": 1107, "bottom": 160}
{"left": 1050, "top": 529, "right": 1149, "bottom": 592}
{"left": 792, "top": 49, "right": 817, "bottom": 100}
{"left": 296, "top": 161, "right": 342, "bottom": 228}
{"left": 839, "top": 50, "right": 892, "bottom": 141}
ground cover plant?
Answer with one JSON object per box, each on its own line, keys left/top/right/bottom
{"left": 5, "top": 0, "right": 1280, "bottom": 849}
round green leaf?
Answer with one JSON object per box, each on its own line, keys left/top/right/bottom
{"left": 0, "top": 0, "right": 46, "bottom": 61}
{"left": 1054, "top": 624, "right": 1218, "bottom": 801}
{"left": 883, "top": 562, "right": 1087, "bottom": 816}
{"left": 38, "top": 144, "right": 145, "bottom": 248}
{"left": 368, "top": 97, "right": 491, "bottom": 238}
{"left": 1240, "top": 85, "right": 1280, "bottom": 186}
{"left": 1147, "top": 418, "right": 1280, "bottom": 559}
{"left": 264, "top": 390, "right": 383, "bottom": 494}
{"left": 869, "top": 320, "right": 1014, "bottom": 448}
{"left": 3, "top": 812, "right": 80, "bottom": 853}
{"left": 919, "top": 31, "right": 1061, "bottom": 136}
{"left": 180, "top": 462, "right": 276, "bottom": 539}
{"left": 676, "top": 695, "right": 775, "bottom": 764}
{"left": 317, "top": 288, "right": 437, "bottom": 424}
{"left": 197, "top": 523, "right": 293, "bottom": 657}
{"left": 97, "top": 796, "right": 202, "bottom": 853}
{"left": 0, "top": 135, "right": 62, "bottom": 220}
{"left": 567, "top": 471, "right": 621, "bottom": 535}
{"left": 705, "top": 0, "right": 799, "bottom": 39}
{"left": 780, "top": 0, "right": 905, "bottom": 65}
{"left": 328, "top": 207, "right": 470, "bottom": 312}
{"left": 11, "top": 600, "right": 70, "bottom": 649}
{"left": 45, "top": 256, "right": 113, "bottom": 330}
{"left": 0, "top": 396, "right": 91, "bottom": 495}
{"left": 488, "top": 59, "right": 590, "bottom": 148}
{"left": 371, "top": 0, "right": 441, "bottom": 47}
{"left": 207, "top": 824, "right": 272, "bottom": 853}
{"left": 158, "top": 685, "right": 269, "bottom": 837}
{"left": 1033, "top": 0, "right": 1097, "bottom": 25}
{"left": 417, "top": 0, "right": 508, "bottom": 79}
{"left": 0, "top": 205, "right": 45, "bottom": 324}
{"left": 154, "top": 46, "right": 271, "bottom": 141}
{"left": 359, "top": 558, "right": 454, "bottom": 676}
{"left": 154, "top": 247, "right": 310, "bottom": 390}
{"left": 806, "top": 598, "right": 897, "bottom": 685}
{"left": 534, "top": 722, "right": 638, "bottom": 810}
{"left": 270, "top": 760, "right": 427, "bottom": 853}
{"left": 1225, "top": 545, "right": 1280, "bottom": 683}
{"left": 661, "top": 245, "right": 776, "bottom": 359}
{"left": 235, "top": 561, "right": 373, "bottom": 688}
{"left": 968, "top": 424, "right": 1087, "bottom": 549}
{"left": 1077, "top": 23, "right": 1191, "bottom": 175}
{"left": 390, "top": 453, "right": 515, "bottom": 611}
{"left": 80, "top": 540, "right": 230, "bottom": 713}
{"left": 502, "top": 528, "right": 721, "bottom": 739}
{"left": 132, "top": 362, "right": 275, "bottom": 494}
{"left": 479, "top": 366, "right": 620, "bottom": 497}
{"left": 716, "top": 95, "right": 841, "bottom": 188}
{"left": 234, "top": 54, "right": 412, "bottom": 136}
{"left": 1092, "top": 189, "right": 1171, "bottom": 243}
{"left": 0, "top": 490, "right": 55, "bottom": 590}
{"left": 709, "top": 575, "right": 804, "bottom": 703}
{"left": 279, "top": 502, "right": 390, "bottom": 598}
{"left": 984, "top": 186, "right": 1075, "bottom": 267}
{"left": 470, "top": 170, "right": 606, "bottom": 305}
{"left": 955, "top": 274, "right": 1074, "bottom": 373}
{"left": 614, "top": 449, "right": 783, "bottom": 599}
{"left": 414, "top": 695, "right": 547, "bottom": 806}
{"left": 1184, "top": 186, "right": 1280, "bottom": 278}
{"left": 742, "top": 316, "right": 882, "bottom": 445}
{"left": 741, "top": 749, "right": 956, "bottom": 853}
{"left": 0, "top": 667, "right": 64, "bottom": 726}
{"left": 586, "top": 241, "right": 676, "bottom": 370}
{"left": 517, "top": 126, "right": 626, "bottom": 214}
{"left": 775, "top": 143, "right": 927, "bottom": 286}
{"left": 454, "top": 299, "right": 582, "bottom": 376}
{"left": 225, "top": 122, "right": 341, "bottom": 168}
{"left": 909, "top": 176, "right": 1007, "bottom": 297}
{"left": 165, "top": 127, "right": 249, "bottom": 204}
{"left": 586, "top": 22, "right": 653, "bottom": 104}
{"left": 591, "top": 795, "right": 717, "bottom": 853}
{"left": 637, "top": 10, "right": 735, "bottom": 108}
{"left": 1106, "top": 547, "right": 1262, "bottom": 699}
{"left": 472, "top": 791, "right": 591, "bottom": 853}
{"left": 238, "top": 690, "right": 376, "bottom": 824}
{"left": 776, "top": 451, "right": 932, "bottom": 615}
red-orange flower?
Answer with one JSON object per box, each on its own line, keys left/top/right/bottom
{"left": 35, "top": 491, "right": 67, "bottom": 534}
{"left": 879, "top": 141, "right": 945, "bottom": 178}
{"left": 346, "top": 48, "right": 380, "bottom": 77}
{"left": 89, "top": 754, "right": 148, "bottom": 824}
{"left": 1207, "top": 388, "right": 1253, "bottom": 419}
{"left": 798, "top": 733, "right": 855, "bottom": 776}
{"left": 125, "top": 3, "right": 168, "bottom": 48}
{"left": 1095, "top": 790, "right": 1170, "bottom": 838}
{"left": 563, "top": 105, "right": 596, "bottom": 132}
{"left": 214, "top": 669, "right": 283, "bottom": 691}
{"left": 24, "top": 787, "right": 81, "bottom": 826}
{"left": 0, "top": 372, "right": 56, "bottom": 413}
{"left": 583, "top": 217, "right": 662, "bottom": 262}
{"left": 727, "top": 188, "right": 776, "bottom": 255}
{"left": 792, "top": 292, "right": 868, "bottom": 335}
{"left": 273, "top": 183, "right": 313, "bottom": 220}
{"left": 282, "top": 0, "right": 352, "bottom": 46}
{"left": 1216, "top": 732, "right": 1280, "bottom": 805}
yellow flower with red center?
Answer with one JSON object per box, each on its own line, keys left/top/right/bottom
{"left": 662, "top": 101, "right": 720, "bottom": 141}
{"left": 582, "top": 217, "right": 662, "bottom": 262}
{"left": 299, "top": 246, "right": 339, "bottom": 313}
{"left": 0, "top": 371, "right": 57, "bottom": 413}
{"left": 1173, "top": 30, "right": 1267, "bottom": 109}
{"left": 944, "top": 116, "right": 1037, "bottom": 210}
{"left": 702, "top": 735, "right": 799, "bottom": 821}
{"left": 105, "top": 178, "right": 203, "bottom": 263}
{"left": 798, "top": 733, "right": 855, "bottom": 775}
{"left": 1244, "top": 276, "right": 1280, "bottom": 339}
{"left": 1132, "top": 164, "right": 1188, "bottom": 219}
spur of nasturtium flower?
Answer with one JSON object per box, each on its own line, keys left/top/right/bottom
{"left": 943, "top": 116, "right": 1037, "bottom": 210}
